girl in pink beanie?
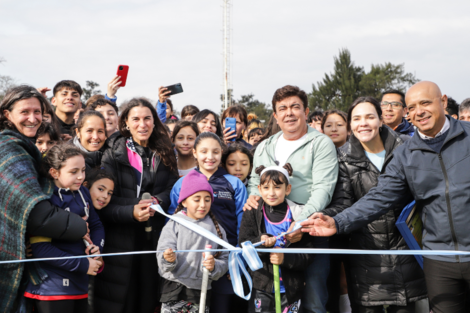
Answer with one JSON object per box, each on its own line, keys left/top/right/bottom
{"left": 157, "top": 170, "right": 229, "bottom": 313}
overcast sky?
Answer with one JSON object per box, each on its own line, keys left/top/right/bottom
{"left": 1, "top": 0, "right": 469, "bottom": 113}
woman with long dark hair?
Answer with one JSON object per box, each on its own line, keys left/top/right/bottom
{"left": 321, "top": 97, "right": 426, "bottom": 313}
{"left": 95, "top": 98, "right": 179, "bottom": 313}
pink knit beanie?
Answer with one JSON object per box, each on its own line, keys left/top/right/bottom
{"left": 177, "top": 170, "right": 214, "bottom": 204}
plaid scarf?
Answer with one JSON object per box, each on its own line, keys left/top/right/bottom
{"left": 0, "top": 130, "right": 53, "bottom": 311}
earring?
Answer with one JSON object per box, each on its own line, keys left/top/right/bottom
{"left": 126, "top": 126, "right": 130, "bottom": 130}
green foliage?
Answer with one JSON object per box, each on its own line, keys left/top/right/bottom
{"left": 236, "top": 94, "right": 272, "bottom": 123}
{"left": 309, "top": 49, "right": 419, "bottom": 112}
{"left": 82, "top": 80, "right": 101, "bottom": 102}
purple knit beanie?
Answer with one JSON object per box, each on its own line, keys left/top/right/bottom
{"left": 177, "top": 169, "right": 214, "bottom": 204}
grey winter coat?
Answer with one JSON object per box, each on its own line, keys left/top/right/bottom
{"left": 157, "top": 212, "right": 229, "bottom": 289}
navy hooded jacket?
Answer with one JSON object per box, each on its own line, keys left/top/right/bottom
{"left": 169, "top": 167, "right": 247, "bottom": 247}
{"left": 25, "top": 186, "right": 105, "bottom": 300}
{"left": 395, "top": 118, "right": 415, "bottom": 137}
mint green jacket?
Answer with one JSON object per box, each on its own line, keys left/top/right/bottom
{"left": 248, "top": 126, "right": 338, "bottom": 221}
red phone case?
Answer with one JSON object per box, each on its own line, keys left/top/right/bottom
{"left": 116, "top": 65, "right": 129, "bottom": 87}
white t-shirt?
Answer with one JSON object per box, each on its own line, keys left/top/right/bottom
{"left": 178, "top": 167, "right": 196, "bottom": 177}
{"left": 275, "top": 133, "right": 308, "bottom": 166}
{"left": 365, "top": 150, "right": 386, "bottom": 172}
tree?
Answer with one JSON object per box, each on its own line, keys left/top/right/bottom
{"left": 309, "top": 49, "right": 419, "bottom": 112}
{"left": 82, "top": 80, "right": 101, "bottom": 102}
{"left": 236, "top": 94, "right": 272, "bottom": 123}
{"left": 0, "top": 58, "right": 17, "bottom": 101}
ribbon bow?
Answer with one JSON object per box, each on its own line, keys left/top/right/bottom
{"left": 151, "top": 204, "right": 266, "bottom": 299}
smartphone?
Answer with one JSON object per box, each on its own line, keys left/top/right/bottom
{"left": 165, "top": 83, "right": 183, "bottom": 96}
{"left": 116, "top": 65, "right": 129, "bottom": 87}
{"left": 225, "top": 117, "right": 237, "bottom": 142}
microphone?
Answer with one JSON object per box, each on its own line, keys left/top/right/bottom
{"left": 142, "top": 192, "right": 152, "bottom": 240}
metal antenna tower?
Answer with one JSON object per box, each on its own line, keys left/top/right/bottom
{"left": 222, "top": 0, "right": 232, "bottom": 110}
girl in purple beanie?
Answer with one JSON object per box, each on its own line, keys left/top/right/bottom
{"left": 168, "top": 132, "right": 248, "bottom": 312}
{"left": 157, "top": 170, "right": 229, "bottom": 313}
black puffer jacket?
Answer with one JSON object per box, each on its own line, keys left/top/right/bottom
{"left": 322, "top": 126, "right": 426, "bottom": 307}
{"left": 94, "top": 134, "right": 179, "bottom": 313}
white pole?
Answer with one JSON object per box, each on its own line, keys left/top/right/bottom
{"left": 199, "top": 244, "right": 212, "bottom": 312}
{"left": 223, "top": 0, "right": 229, "bottom": 110}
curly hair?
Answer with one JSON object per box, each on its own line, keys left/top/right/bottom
{"left": 86, "top": 98, "right": 119, "bottom": 115}
{"left": 0, "top": 85, "right": 50, "bottom": 133}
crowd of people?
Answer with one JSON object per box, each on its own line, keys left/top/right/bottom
{"left": 0, "top": 77, "right": 470, "bottom": 313}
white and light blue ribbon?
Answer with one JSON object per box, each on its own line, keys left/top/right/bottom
{"left": 4, "top": 205, "right": 470, "bottom": 301}
{"left": 150, "top": 204, "right": 262, "bottom": 299}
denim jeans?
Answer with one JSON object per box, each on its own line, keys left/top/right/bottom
{"left": 302, "top": 238, "right": 329, "bottom": 313}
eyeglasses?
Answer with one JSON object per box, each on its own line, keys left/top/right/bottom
{"left": 381, "top": 101, "right": 405, "bottom": 109}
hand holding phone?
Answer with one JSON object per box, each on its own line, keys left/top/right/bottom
{"left": 107, "top": 75, "right": 121, "bottom": 99}
{"left": 224, "top": 117, "right": 237, "bottom": 142}
{"left": 164, "top": 83, "right": 183, "bottom": 96}
{"left": 116, "top": 65, "right": 129, "bottom": 87}
{"left": 158, "top": 86, "right": 172, "bottom": 103}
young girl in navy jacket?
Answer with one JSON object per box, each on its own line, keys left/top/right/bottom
{"left": 168, "top": 132, "right": 247, "bottom": 312}
{"left": 24, "top": 144, "right": 105, "bottom": 313}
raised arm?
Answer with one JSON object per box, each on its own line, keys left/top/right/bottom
{"left": 28, "top": 200, "right": 87, "bottom": 241}
{"left": 302, "top": 152, "right": 412, "bottom": 236}
{"left": 334, "top": 152, "right": 411, "bottom": 234}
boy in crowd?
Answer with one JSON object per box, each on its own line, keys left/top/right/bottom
{"left": 381, "top": 89, "right": 414, "bottom": 136}
{"left": 445, "top": 97, "right": 459, "bottom": 119}
{"left": 51, "top": 80, "right": 83, "bottom": 136}
{"left": 307, "top": 111, "right": 324, "bottom": 132}
{"left": 460, "top": 98, "right": 470, "bottom": 122}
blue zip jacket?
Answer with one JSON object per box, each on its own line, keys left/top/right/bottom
{"left": 25, "top": 186, "right": 105, "bottom": 299}
{"left": 156, "top": 100, "right": 168, "bottom": 123}
{"left": 395, "top": 118, "right": 415, "bottom": 137}
{"left": 334, "top": 117, "right": 470, "bottom": 263}
{"left": 169, "top": 167, "right": 247, "bottom": 247}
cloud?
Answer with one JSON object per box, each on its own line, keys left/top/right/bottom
{"left": 1, "top": 0, "right": 470, "bottom": 113}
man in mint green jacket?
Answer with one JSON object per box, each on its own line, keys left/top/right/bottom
{"left": 244, "top": 85, "right": 338, "bottom": 313}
